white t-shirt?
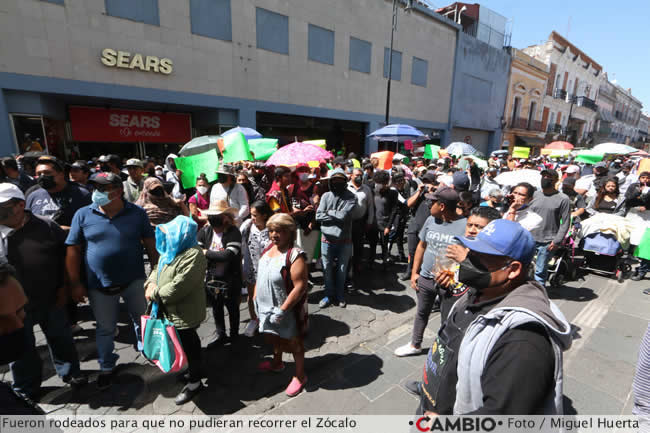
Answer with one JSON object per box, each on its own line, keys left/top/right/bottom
{"left": 208, "top": 232, "right": 227, "bottom": 277}
{"left": 513, "top": 208, "right": 543, "bottom": 237}
{"left": 210, "top": 182, "right": 250, "bottom": 224}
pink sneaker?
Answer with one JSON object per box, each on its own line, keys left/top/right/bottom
{"left": 285, "top": 376, "right": 307, "bottom": 397}
{"left": 257, "top": 360, "right": 285, "bottom": 373}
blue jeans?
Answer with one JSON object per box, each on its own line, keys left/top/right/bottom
{"left": 534, "top": 242, "right": 554, "bottom": 285}
{"left": 87, "top": 278, "right": 146, "bottom": 372}
{"left": 10, "top": 306, "right": 80, "bottom": 398}
{"left": 321, "top": 241, "right": 353, "bottom": 303}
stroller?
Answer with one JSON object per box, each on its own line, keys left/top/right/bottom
{"left": 547, "top": 220, "right": 580, "bottom": 288}
{"left": 577, "top": 213, "right": 634, "bottom": 282}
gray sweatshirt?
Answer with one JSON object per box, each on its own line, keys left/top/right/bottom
{"left": 316, "top": 189, "right": 357, "bottom": 242}
{"left": 529, "top": 190, "right": 571, "bottom": 244}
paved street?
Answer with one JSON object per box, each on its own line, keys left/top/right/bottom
{"left": 2, "top": 266, "right": 648, "bottom": 416}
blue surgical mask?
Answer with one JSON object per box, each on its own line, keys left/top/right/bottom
{"left": 92, "top": 189, "right": 111, "bottom": 206}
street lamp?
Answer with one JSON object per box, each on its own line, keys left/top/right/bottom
{"left": 385, "top": 0, "right": 413, "bottom": 126}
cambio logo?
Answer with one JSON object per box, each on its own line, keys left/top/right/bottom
{"left": 410, "top": 416, "right": 499, "bottom": 432}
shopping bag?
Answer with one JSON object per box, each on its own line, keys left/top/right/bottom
{"left": 141, "top": 302, "right": 187, "bottom": 373}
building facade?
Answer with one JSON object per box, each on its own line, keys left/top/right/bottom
{"left": 437, "top": 2, "right": 511, "bottom": 155}
{"left": 0, "top": 0, "right": 460, "bottom": 159}
{"left": 593, "top": 75, "right": 616, "bottom": 145}
{"left": 501, "top": 48, "right": 549, "bottom": 154}
{"left": 523, "top": 32, "right": 602, "bottom": 147}
{"left": 611, "top": 83, "right": 642, "bottom": 145}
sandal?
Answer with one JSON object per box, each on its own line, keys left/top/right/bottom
{"left": 285, "top": 376, "right": 307, "bottom": 397}
{"left": 257, "top": 360, "right": 285, "bottom": 373}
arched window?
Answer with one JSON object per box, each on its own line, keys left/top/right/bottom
{"left": 511, "top": 96, "right": 521, "bottom": 125}
{"left": 528, "top": 101, "right": 537, "bottom": 129}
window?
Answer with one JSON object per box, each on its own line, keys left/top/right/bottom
{"left": 549, "top": 112, "right": 555, "bottom": 127}
{"left": 411, "top": 57, "right": 428, "bottom": 87}
{"left": 105, "top": 0, "right": 159, "bottom": 25}
{"left": 555, "top": 73, "right": 561, "bottom": 89}
{"left": 41, "top": 0, "right": 64, "bottom": 4}
{"left": 256, "top": 8, "right": 289, "bottom": 54}
{"left": 383, "top": 48, "right": 402, "bottom": 81}
{"left": 528, "top": 101, "right": 537, "bottom": 128}
{"left": 308, "top": 24, "right": 334, "bottom": 65}
{"left": 349, "top": 37, "right": 371, "bottom": 73}
{"left": 190, "top": 0, "right": 232, "bottom": 41}
{"left": 511, "top": 97, "right": 521, "bottom": 123}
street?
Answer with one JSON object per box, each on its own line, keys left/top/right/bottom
{"left": 5, "top": 266, "right": 647, "bottom": 416}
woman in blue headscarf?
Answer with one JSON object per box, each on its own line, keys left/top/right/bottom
{"left": 144, "top": 215, "right": 207, "bottom": 406}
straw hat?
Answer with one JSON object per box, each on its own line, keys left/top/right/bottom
{"left": 202, "top": 199, "right": 238, "bottom": 217}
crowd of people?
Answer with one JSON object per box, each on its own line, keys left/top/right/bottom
{"left": 1, "top": 147, "right": 650, "bottom": 416}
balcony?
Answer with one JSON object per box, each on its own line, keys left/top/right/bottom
{"left": 528, "top": 120, "right": 544, "bottom": 132}
{"left": 553, "top": 88, "right": 567, "bottom": 100}
{"left": 547, "top": 123, "right": 564, "bottom": 134}
{"left": 576, "top": 96, "right": 597, "bottom": 111}
{"left": 510, "top": 117, "right": 529, "bottom": 129}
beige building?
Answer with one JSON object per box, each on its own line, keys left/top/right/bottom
{"left": 0, "top": 0, "right": 459, "bottom": 158}
{"left": 501, "top": 47, "right": 549, "bottom": 154}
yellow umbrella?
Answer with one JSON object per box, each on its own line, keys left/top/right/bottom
{"left": 303, "top": 139, "right": 327, "bottom": 149}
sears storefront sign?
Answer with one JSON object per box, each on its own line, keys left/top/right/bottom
{"left": 69, "top": 107, "right": 191, "bottom": 143}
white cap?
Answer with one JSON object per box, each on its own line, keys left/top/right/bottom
{"left": 565, "top": 165, "right": 580, "bottom": 174}
{"left": 0, "top": 183, "right": 25, "bottom": 204}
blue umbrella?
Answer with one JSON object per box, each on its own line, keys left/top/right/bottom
{"left": 445, "top": 141, "right": 480, "bottom": 156}
{"left": 368, "top": 124, "right": 428, "bottom": 142}
{"left": 222, "top": 126, "right": 262, "bottom": 140}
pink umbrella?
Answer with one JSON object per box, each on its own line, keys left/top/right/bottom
{"left": 265, "top": 142, "right": 333, "bottom": 167}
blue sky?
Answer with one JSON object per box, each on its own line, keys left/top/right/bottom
{"left": 477, "top": 0, "right": 650, "bottom": 111}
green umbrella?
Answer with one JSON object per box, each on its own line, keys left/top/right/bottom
{"left": 575, "top": 149, "right": 604, "bottom": 164}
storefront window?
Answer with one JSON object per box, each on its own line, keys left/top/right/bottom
{"left": 11, "top": 115, "right": 47, "bottom": 154}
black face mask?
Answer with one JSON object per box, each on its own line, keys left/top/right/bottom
{"left": 0, "top": 327, "right": 26, "bottom": 365}
{"left": 562, "top": 187, "right": 576, "bottom": 197}
{"left": 209, "top": 215, "right": 224, "bottom": 228}
{"left": 540, "top": 178, "right": 555, "bottom": 189}
{"left": 150, "top": 188, "right": 165, "bottom": 197}
{"left": 147, "top": 167, "right": 156, "bottom": 176}
{"left": 458, "top": 257, "right": 493, "bottom": 290}
{"left": 353, "top": 176, "right": 362, "bottom": 186}
{"left": 37, "top": 175, "right": 56, "bottom": 190}
{"left": 100, "top": 164, "right": 111, "bottom": 172}
{"left": 0, "top": 204, "right": 15, "bottom": 221}
{"left": 330, "top": 181, "right": 346, "bottom": 194}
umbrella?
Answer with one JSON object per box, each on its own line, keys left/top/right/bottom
{"left": 574, "top": 149, "right": 604, "bottom": 164}
{"left": 465, "top": 155, "right": 488, "bottom": 169}
{"left": 445, "top": 141, "right": 480, "bottom": 156}
{"left": 265, "top": 142, "right": 333, "bottom": 167}
{"left": 630, "top": 150, "right": 650, "bottom": 157}
{"left": 495, "top": 169, "right": 541, "bottom": 188}
{"left": 541, "top": 148, "right": 571, "bottom": 156}
{"left": 490, "top": 150, "right": 509, "bottom": 158}
{"left": 368, "top": 124, "right": 428, "bottom": 142}
{"left": 544, "top": 141, "right": 574, "bottom": 150}
{"left": 178, "top": 135, "right": 220, "bottom": 157}
{"left": 592, "top": 142, "right": 637, "bottom": 155}
{"left": 222, "top": 126, "right": 262, "bottom": 140}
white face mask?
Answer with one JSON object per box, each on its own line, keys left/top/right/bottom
{"left": 155, "top": 170, "right": 163, "bottom": 176}
{"left": 196, "top": 186, "right": 208, "bottom": 195}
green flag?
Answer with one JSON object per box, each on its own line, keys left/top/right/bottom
{"left": 221, "top": 132, "right": 253, "bottom": 163}
{"left": 248, "top": 138, "right": 278, "bottom": 161}
{"left": 174, "top": 149, "right": 219, "bottom": 188}
{"left": 423, "top": 144, "right": 440, "bottom": 159}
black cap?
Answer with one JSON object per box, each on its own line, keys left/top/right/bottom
{"left": 36, "top": 155, "right": 65, "bottom": 171}
{"left": 540, "top": 169, "right": 559, "bottom": 180}
{"left": 89, "top": 172, "right": 123, "bottom": 185}
{"left": 562, "top": 177, "right": 577, "bottom": 187}
{"left": 425, "top": 186, "right": 459, "bottom": 203}
{"left": 452, "top": 172, "right": 470, "bottom": 192}
{"left": 421, "top": 171, "right": 437, "bottom": 184}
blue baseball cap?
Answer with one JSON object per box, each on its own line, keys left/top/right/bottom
{"left": 455, "top": 219, "right": 536, "bottom": 265}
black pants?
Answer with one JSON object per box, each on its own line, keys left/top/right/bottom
{"left": 404, "top": 232, "right": 420, "bottom": 276}
{"left": 411, "top": 277, "right": 438, "bottom": 347}
{"left": 176, "top": 328, "right": 202, "bottom": 383}
{"left": 351, "top": 219, "right": 366, "bottom": 272}
{"left": 209, "top": 288, "right": 240, "bottom": 339}
{"left": 368, "top": 226, "right": 389, "bottom": 262}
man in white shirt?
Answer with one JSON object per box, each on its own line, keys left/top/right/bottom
{"left": 348, "top": 168, "right": 374, "bottom": 275}
{"left": 210, "top": 164, "right": 249, "bottom": 225}
{"left": 617, "top": 161, "right": 637, "bottom": 196}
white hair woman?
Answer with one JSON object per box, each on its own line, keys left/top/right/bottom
{"left": 254, "top": 213, "right": 309, "bottom": 397}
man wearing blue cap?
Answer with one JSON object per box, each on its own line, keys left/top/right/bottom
{"left": 414, "top": 219, "right": 572, "bottom": 415}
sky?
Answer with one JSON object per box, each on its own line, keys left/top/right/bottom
{"left": 469, "top": 0, "right": 650, "bottom": 111}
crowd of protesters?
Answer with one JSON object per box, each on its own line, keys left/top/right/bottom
{"left": 1, "top": 147, "right": 650, "bottom": 416}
